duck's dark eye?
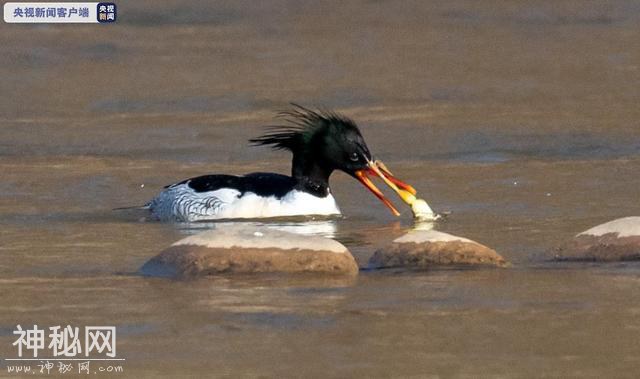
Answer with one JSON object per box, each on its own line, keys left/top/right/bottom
{"left": 349, "top": 152, "right": 360, "bottom": 162}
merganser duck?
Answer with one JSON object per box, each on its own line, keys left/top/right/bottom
{"left": 146, "top": 105, "right": 417, "bottom": 221}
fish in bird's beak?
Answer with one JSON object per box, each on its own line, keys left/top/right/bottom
{"left": 354, "top": 160, "right": 418, "bottom": 216}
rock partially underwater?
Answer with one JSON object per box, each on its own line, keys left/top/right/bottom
{"left": 553, "top": 217, "right": 640, "bottom": 262}
{"left": 141, "top": 226, "right": 359, "bottom": 278}
{"left": 368, "top": 230, "right": 507, "bottom": 269}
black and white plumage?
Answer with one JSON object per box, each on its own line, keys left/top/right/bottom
{"left": 145, "top": 104, "right": 415, "bottom": 222}
{"left": 147, "top": 173, "right": 340, "bottom": 221}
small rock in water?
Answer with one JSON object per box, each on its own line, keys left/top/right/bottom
{"left": 140, "top": 226, "right": 359, "bottom": 278}
{"left": 368, "top": 230, "right": 507, "bottom": 269}
{"left": 553, "top": 217, "right": 640, "bottom": 262}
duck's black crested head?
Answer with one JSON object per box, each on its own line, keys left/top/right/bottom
{"left": 250, "top": 104, "right": 374, "bottom": 177}
{"left": 249, "top": 104, "right": 419, "bottom": 216}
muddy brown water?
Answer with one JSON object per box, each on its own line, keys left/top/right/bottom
{"left": 1, "top": 1, "right": 640, "bottom": 377}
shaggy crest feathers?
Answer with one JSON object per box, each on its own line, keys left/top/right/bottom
{"left": 249, "top": 104, "right": 360, "bottom": 152}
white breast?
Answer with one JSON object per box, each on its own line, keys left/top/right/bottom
{"left": 148, "top": 184, "right": 341, "bottom": 222}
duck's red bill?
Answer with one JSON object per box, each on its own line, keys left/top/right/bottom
{"left": 354, "top": 161, "right": 417, "bottom": 216}
{"left": 354, "top": 169, "right": 400, "bottom": 216}
{"left": 375, "top": 161, "right": 417, "bottom": 195}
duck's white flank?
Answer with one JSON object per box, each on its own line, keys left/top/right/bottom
{"left": 578, "top": 217, "right": 640, "bottom": 238}
{"left": 172, "top": 225, "right": 348, "bottom": 253}
{"left": 150, "top": 183, "right": 341, "bottom": 222}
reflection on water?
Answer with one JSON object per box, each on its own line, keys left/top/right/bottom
{"left": 175, "top": 218, "right": 339, "bottom": 239}
{"left": 410, "top": 219, "right": 438, "bottom": 232}
{"left": 170, "top": 215, "right": 445, "bottom": 242}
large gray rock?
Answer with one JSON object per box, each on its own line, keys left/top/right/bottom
{"left": 141, "top": 226, "right": 359, "bottom": 278}
{"left": 368, "top": 230, "right": 507, "bottom": 269}
{"left": 553, "top": 217, "right": 640, "bottom": 262}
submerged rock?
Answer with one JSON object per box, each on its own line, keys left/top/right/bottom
{"left": 140, "top": 226, "right": 358, "bottom": 278}
{"left": 368, "top": 230, "right": 507, "bottom": 269}
{"left": 553, "top": 217, "right": 640, "bottom": 262}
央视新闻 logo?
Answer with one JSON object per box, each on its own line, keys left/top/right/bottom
{"left": 97, "top": 2, "right": 116, "bottom": 23}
